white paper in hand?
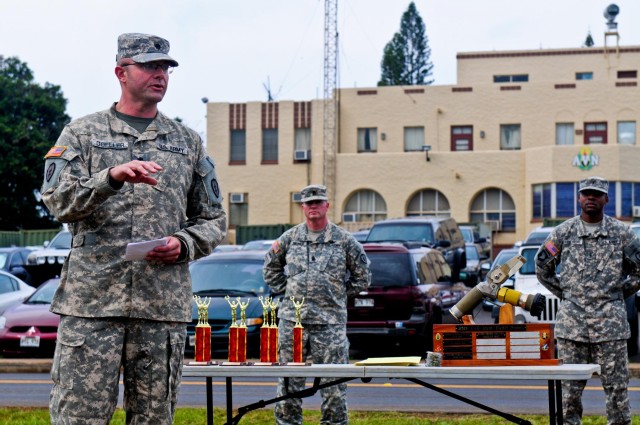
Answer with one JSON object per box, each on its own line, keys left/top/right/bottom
{"left": 124, "top": 237, "right": 169, "bottom": 261}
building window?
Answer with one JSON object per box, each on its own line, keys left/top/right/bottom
{"left": 451, "top": 126, "right": 473, "bottom": 151}
{"left": 493, "top": 74, "right": 529, "bottom": 83}
{"left": 618, "top": 121, "right": 636, "bottom": 145}
{"left": 406, "top": 189, "right": 451, "bottom": 216}
{"left": 576, "top": 72, "right": 593, "bottom": 80}
{"left": 617, "top": 70, "right": 637, "bottom": 79}
{"left": 470, "top": 188, "right": 516, "bottom": 231}
{"left": 357, "top": 128, "right": 377, "bottom": 153}
{"left": 230, "top": 130, "right": 246, "bottom": 163}
{"left": 500, "top": 124, "right": 521, "bottom": 150}
{"left": 343, "top": 189, "right": 387, "bottom": 222}
{"left": 404, "top": 127, "right": 424, "bottom": 151}
{"left": 262, "top": 129, "right": 278, "bottom": 163}
{"left": 532, "top": 183, "right": 552, "bottom": 219}
{"left": 229, "top": 202, "right": 248, "bottom": 227}
{"left": 584, "top": 122, "right": 607, "bottom": 144}
{"left": 555, "top": 123, "right": 574, "bottom": 145}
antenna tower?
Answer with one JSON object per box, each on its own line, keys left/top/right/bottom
{"left": 323, "top": 0, "right": 338, "bottom": 216}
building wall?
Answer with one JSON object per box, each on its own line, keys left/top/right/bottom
{"left": 206, "top": 45, "right": 640, "bottom": 246}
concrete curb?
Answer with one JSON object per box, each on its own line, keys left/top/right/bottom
{"left": 1, "top": 359, "right": 640, "bottom": 378}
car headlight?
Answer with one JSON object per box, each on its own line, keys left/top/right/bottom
{"left": 47, "top": 256, "right": 56, "bottom": 265}
{"left": 245, "top": 317, "right": 263, "bottom": 327}
{"left": 0, "top": 317, "right": 5, "bottom": 329}
{"left": 57, "top": 256, "right": 67, "bottom": 264}
{"left": 36, "top": 256, "right": 46, "bottom": 265}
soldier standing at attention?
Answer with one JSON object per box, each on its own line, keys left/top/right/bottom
{"left": 263, "top": 185, "right": 371, "bottom": 425}
{"left": 536, "top": 176, "right": 640, "bottom": 425}
{"left": 41, "top": 33, "right": 227, "bottom": 424}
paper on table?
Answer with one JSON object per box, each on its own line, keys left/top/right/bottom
{"left": 354, "top": 356, "right": 422, "bottom": 366}
{"left": 124, "top": 237, "right": 169, "bottom": 261}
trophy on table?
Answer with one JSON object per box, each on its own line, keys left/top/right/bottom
{"left": 259, "top": 296, "right": 279, "bottom": 362}
{"left": 193, "top": 295, "right": 211, "bottom": 363}
{"left": 226, "top": 296, "right": 249, "bottom": 362}
{"left": 290, "top": 296, "right": 305, "bottom": 363}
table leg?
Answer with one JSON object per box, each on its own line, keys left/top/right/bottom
{"left": 206, "top": 377, "right": 213, "bottom": 425}
{"left": 226, "top": 377, "right": 233, "bottom": 425}
{"left": 555, "top": 380, "right": 563, "bottom": 425}
{"left": 547, "top": 380, "right": 556, "bottom": 425}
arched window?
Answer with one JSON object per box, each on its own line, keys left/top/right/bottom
{"left": 406, "top": 189, "right": 451, "bottom": 217}
{"left": 343, "top": 190, "right": 387, "bottom": 222}
{"left": 470, "top": 188, "right": 516, "bottom": 231}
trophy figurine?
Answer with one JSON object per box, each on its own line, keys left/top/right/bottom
{"left": 193, "top": 295, "right": 211, "bottom": 363}
{"left": 236, "top": 298, "right": 250, "bottom": 362}
{"left": 268, "top": 298, "right": 280, "bottom": 362}
{"left": 225, "top": 295, "right": 240, "bottom": 362}
{"left": 290, "top": 296, "right": 305, "bottom": 363}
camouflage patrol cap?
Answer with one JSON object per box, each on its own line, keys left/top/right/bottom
{"left": 300, "top": 185, "right": 328, "bottom": 203}
{"left": 116, "top": 33, "right": 179, "bottom": 66}
{"left": 579, "top": 176, "right": 609, "bottom": 194}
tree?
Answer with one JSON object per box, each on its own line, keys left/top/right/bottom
{"left": 378, "top": 2, "right": 434, "bottom": 86}
{"left": 0, "top": 56, "right": 70, "bottom": 230}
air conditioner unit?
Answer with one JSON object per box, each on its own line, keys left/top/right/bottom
{"left": 342, "top": 213, "right": 358, "bottom": 223}
{"left": 294, "top": 150, "right": 310, "bottom": 161}
{"left": 633, "top": 206, "right": 640, "bottom": 217}
{"left": 485, "top": 220, "right": 502, "bottom": 231}
{"left": 229, "top": 193, "right": 246, "bottom": 204}
{"left": 291, "top": 192, "right": 302, "bottom": 203}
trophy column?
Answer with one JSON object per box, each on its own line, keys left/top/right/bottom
{"left": 290, "top": 296, "right": 305, "bottom": 363}
{"left": 193, "top": 295, "right": 211, "bottom": 363}
{"left": 226, "top": 296, "right": 248, "bottom": 362}
{"left": 259, "top": 297, "right": 279, "bottom": 362}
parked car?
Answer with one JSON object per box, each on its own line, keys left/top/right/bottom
{"left": 351, "top": 229, "right": 370, "bottom": 242}
{"left": 213, "top": 244, "right": 242, "bottom": 253}
{"left": 240, "top": 239, "right": 276, "bottom": 252}
{"left": 0, "top": 271, "right": 35, "bottom": 315}
{"left": 347, "top": 242, "right": 470, "bottom": 357}
{"left": 25, "top": 230, "right": 71, "bottom": 286}
{"left": 461, "top": 243, "right": 490, "bottom": 286}
{"left": 186, "top": 250, "right": 273, "bottom": 359}
{"left": 459, "top": 225, "right": 491, "bottom": 260}
{"left": 0, "top": 278, "right": 60, "bottom": 357}
{"left": 523, "top": 226, "right": 555, "bottom": 246}
{"left": 364, "top": 216, "right": 466, "bottom": 281}
{"left": 0, "top": 247, "right": 34, "bottom": 284}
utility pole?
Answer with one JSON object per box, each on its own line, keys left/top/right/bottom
{"left": 323, "top": 0, "right": 338, "bottom": 220}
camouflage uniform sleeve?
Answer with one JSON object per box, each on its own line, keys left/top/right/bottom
{"left": 344, "top": 237, "right": 371, "bottom": 296}
{"left": 622, "top": 228, "right": 640, "bottom": 298}
{"left": 535, "top": 230, "right": 563, "bottom": 299}
{"left": 173, "top": 141, "right": 227, "bottom": 262}
{"left": 263, "top": 235, "right": 289, "bottom": 295}
{"left": 41, "top": 126, "right": 120, "bottom": 222}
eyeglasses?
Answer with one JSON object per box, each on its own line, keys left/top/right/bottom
{"left": 121, "top": 62, "right": 174, "bottom": 74}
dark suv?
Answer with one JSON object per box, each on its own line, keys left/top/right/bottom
{"left": 347, "top": 243, "right": 469, "bottom": 356}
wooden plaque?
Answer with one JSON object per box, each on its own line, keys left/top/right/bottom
{"left": 433, "top": 323, "right": 560, "bottom": 366}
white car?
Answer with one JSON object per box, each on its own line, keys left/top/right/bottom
{"left": 0, "top": 270, "right": 35, "bottom": 315}
{"left": 512, "top": 244, "right": 559, "bottom": 324}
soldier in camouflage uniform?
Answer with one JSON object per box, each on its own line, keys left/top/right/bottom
{"left": 536, "top": 176, "right": 640, "bottom": 425}
{"left": 41, "top": 33, "right": 227, "bottom": 425}
{"left": 263, "top": 185, "right": 371, "bottom": 425}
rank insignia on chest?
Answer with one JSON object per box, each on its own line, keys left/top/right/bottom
{"left": 544, "top": 241, "right": 559, "bottom": 256}
{"left": 45, "top": 146, "right": 67, "bottom": 158}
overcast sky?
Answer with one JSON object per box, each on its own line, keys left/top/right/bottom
{"left": 3, "top": 0, "right": 639, "bottom": 138}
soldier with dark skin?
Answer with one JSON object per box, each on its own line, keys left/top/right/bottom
{"left": 263, "top": 185, "right": 371, "bottom": 425}
{"left": 536, "top": 176, "right": 640, "bottom": 425}
{"left": 42, "top": 33, "right": 226, "bottom": 424}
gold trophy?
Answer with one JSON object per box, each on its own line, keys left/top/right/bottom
{"left": 268, "top": 298, "right": 280, "bottom": 362}
{"left": 193, "top": 295, "right": 211, "bottom": 363}
{"left": 226, "top": 296, "right": 249, "bottom": 362}
{"left": 259, "top": 296, "right": 279, "bottom": 362}
{"left": 290, "top": 296, "right": 305, "bottom": 363}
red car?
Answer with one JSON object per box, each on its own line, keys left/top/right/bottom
{"left": 0, "top": 278, "right": 60, "bottom": 357}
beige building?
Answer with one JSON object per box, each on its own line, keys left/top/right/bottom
{"left": 206, "top": 43, "right": 640, "bottom": 250}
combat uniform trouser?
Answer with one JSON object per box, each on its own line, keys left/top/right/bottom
{"left": 558, "top": 338, "right": 630, "bottom": 425}
{"left": 50, "top": 315, "right": 186, "bottom": 425}
{"left": 275, "top": 319, "right": 349, "bottom": 425}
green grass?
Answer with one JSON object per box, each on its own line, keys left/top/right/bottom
{"left": 1, "top": 408, "right": 639, "bottom": 425}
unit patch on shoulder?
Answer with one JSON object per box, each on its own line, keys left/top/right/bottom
{"left": 271, "top": 240, "right": 280, "bottom": 254}
{"left": 44, "top": 146, "right": 67, "bottom": 158}
{"left": 544, "top": 241, "right": 559, "bottom": 256}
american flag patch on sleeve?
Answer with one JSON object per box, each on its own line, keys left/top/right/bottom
{"left": 44, "top": 146, "right": 67, "bottom": 158}
{"left": 544, "top": 241, "right": 559, "bottom": 256}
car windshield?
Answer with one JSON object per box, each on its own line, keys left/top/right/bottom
{"left": 366, "top": 223, "right": 434, "bottom": 244}
{"left": 465, "top": 245, "right": 479, "bottom": 261}
{"left": 460, "top": 228, "right": 474, "bottom": 243}
{"left": 0, "top": 253, "right": 7, "bottom": 268}
{"left": 49, "top": 232, "right": 72, "bottom": 249}
{"left": 524, "top": 231, "right": 551, "bottom": 245}
{"left": 26, "top": 281, "right": 59, "bottom": 304}
{"left": 367, "top": 252, "right": 414, "bottom": 287}
{"left": 519, "top": 247, "right": 538, "bottom": 275}
{"left": 190, "top": 259, "right": 268, "bottom": 295}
